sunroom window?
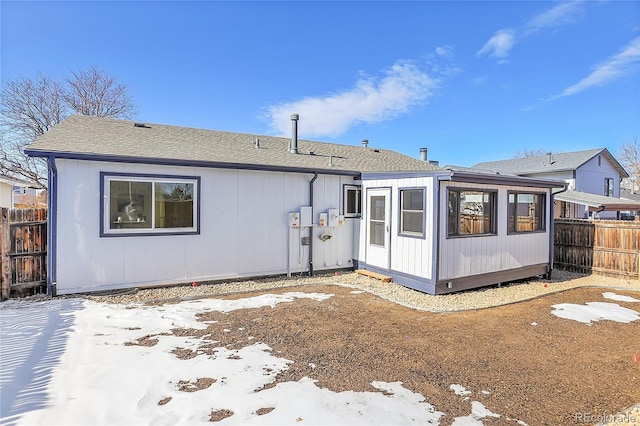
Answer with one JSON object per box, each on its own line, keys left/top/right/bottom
{"left": 448, "top": 189, "right": 496, "bottom": 237}
{"left": 102, "top": 173, "right": 199, "bottom": 236}
{"left": 508, "top": 192, "right": 545, "bottom": 233}
{"left": 399, "top": 188, "right": 425, "bottom": 236}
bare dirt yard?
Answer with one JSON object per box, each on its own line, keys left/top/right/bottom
{"left": 163, "top": 284, "right": 640, "bottom": 426}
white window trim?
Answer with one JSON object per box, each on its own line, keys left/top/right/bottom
{"left": 343, "top": 184, "right": 362, "bottom": 218}
{"left": 399, "top": 187, "right": 425, "bottom": 238}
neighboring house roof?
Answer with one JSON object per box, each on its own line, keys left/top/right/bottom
{"left": 471, "top": 148, "right": 629, "bottom": 178}
{"left": 621, "top": 189, "right": 640, "bottom": 202}
{"left": 363, "top": 167, "right": 567, "bottom": 189}
{"left": 25, "top": 115, "right": 441, "bottom": 175}
{"left": 0, "top": 175, "right": 30, "bottom": 187}
{"left": 555, "top": 190, "right": 640, "bottom": 211}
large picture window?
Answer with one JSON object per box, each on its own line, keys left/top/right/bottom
{"left": 448, "top": 189, "right": 496, "bottom": 237}
{"left": 399, "top": 188, "right": 425, "bottom": 236}
{"left": 344, "top": 185, "right": 361, "bottom": 217}
{"left": 102, "top": 173, "right": 199, "bottom": 236}
{"left": 508, "top": 192, "right": 545, "bottom": 233}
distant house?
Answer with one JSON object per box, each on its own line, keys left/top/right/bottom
{"left": 621, "top": 188, "right": 640, "bottom": 218}
{"left": 26, "top": 115, "right": 566, "bottom": 296}
{"left": 0, "top": 175, "right": 31, "bottom": 209}
{"left": 472, "top": 149, "right": 640, "bottom": 219}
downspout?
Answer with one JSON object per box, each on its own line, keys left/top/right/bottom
{"left": 47, "top": 155, "right": 58, "bottom": 296}
{"left": 549, "top": 185, "right": 568, "bottom": 279}
{"left": 309, "top": 172, "right": 318, "bottom": 276}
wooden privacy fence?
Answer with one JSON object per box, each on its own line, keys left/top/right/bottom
{"left": 554, "top": 218, "right": 640, "bottom": 280}
{"left": 1, "top": 208, "right": 47, "bottom": 300}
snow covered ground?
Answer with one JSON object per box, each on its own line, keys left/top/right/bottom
{"left": 551, "top": 292, "right": 640, "bottom": 325}
{"left": 1, "top": 290, "right": 638, "bottom": 425}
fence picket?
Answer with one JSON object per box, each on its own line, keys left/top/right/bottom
{"left": 0, "top": 207, "right": 48, "bottom": 300}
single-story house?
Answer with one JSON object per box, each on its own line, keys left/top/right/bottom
{"left": 25, "top": 115, "right": 566, "bottom": 296}
{"left": 0, "top": 175, "right": 31, "bottom": 209}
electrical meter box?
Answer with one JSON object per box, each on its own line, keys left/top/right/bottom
{"left": 300, "top": 206, "right": 312, "bottom": 227}
{"left": 288, "top": 212, "right": 300, "bottom": 227}
{"left": 318, "top": 212, "right": 328, "bottom": 227}
{"left": 328, "top": 208, "right": 339, "bottom": 227}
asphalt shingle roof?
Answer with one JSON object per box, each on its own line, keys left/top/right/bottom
{"left": 471, "top": 149, "right": 628, "bottom": 177}
{"left": 555, "top": 189, "right": 640, "bottom": 210}
{"left": 26, "top": 115, "right": 441, "bottom": 174}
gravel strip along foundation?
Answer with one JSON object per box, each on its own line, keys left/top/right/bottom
{"left": 79, "top": 269, "right": 639, "bottom": 308}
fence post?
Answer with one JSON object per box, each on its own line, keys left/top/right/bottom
{"left": 1, "top": 208, "right": 10, "bottom": 301}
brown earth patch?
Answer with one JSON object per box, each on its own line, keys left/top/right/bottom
{"left": 123, "top": 335, "right": 159, "bottom": 347}
{"left": 209, "top": 409, "right": 233, "bottom": 422}
{"left": 177, "top": 377, "right": 216, "bottom": 392}
{"left": 189, "top": 285, "right": 640, "bottom": 426}
{"left": 255, "top": 407, "right": 275, "bottom": 416}
{"left": 158, "top": 397, "right": 172, "bottom": 405}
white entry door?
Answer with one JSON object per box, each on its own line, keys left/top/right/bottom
{"left": 366, "top": 188, "right": 391, "bottom": 269}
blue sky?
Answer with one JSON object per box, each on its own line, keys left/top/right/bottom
{"left": 2, "top": 1, "right": 639, "bottom": 166}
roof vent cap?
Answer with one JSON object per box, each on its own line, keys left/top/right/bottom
{"left": 134, "top": 123, "right": 150, "bottom": 128}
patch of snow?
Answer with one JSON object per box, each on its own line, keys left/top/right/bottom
{"left": 350, "top": 290, "right": 365, "bottom": 294}
{"left": 471, "top": 401, "right": 500, "bottom": 418}
{"left": 602, "top": 292, "right": 639, "bottom": 303}
{"left": 1, "top": 292, "right": 448, "bottom": 426}
{"left": 451, "top": 415, "right": 483, "bottom": 425}
{"left": 450, "top": 384, "right": 472, "bottom": 396}
{"left": 452, "top": 401, "right": 500, "bottom": 425}
{"left": 530, "top": 322, "right": 537, "bottom": 326}
{"left": 551, "top": 302, "right": 640, "bottom": 325}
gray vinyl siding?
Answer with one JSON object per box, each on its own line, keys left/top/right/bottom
{"left": 54, "top": 158, "right": 356, "bottom": 294}
{"left": 438, "top": 181, "right": 552, "bottom": 281}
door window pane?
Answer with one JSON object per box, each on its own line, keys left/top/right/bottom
{"left": 369, "top": 195, "right": 385, "bottom": 246}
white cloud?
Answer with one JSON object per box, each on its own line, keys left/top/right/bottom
{"left": 554, "top": 36, "right": 640, "bottom": 98}
{"left": 435, "top": 45, "right": 454, "bottom": 58}
{"left": 478, "top": 1, "right": 584, "bottom": 62}
{"left": 476, "top": 29, "right": 517, "bottom": 59}
{"left": 264, "top": 61, "right": 438, "bottom": 138}
{"left": 525, "top": 0, "right": 585, "bottom": 35}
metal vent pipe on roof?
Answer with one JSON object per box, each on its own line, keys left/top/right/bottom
{"left": 290, "top": 113, "right": 299, "bottom": 154}
{"left": 362, "top": 139, "right": 369, "bottom": 148}
{"left": 420, "top": 147, "right": 428, "bottom": 161}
